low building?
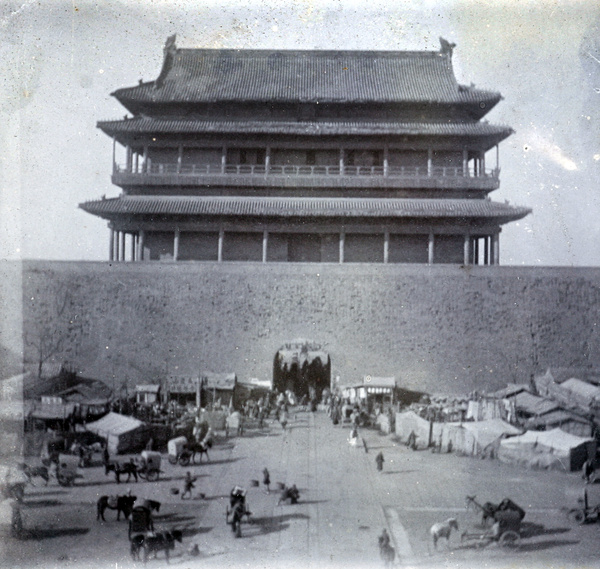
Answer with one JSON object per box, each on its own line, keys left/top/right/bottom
{"left": 343, "top": 376, "right": 396, "bottom": 412}
{"left": 200, "top": 373, "right": 238, "bottom": 409}
{"left": 136, "top": 384, "right": 161, "bottom": 405}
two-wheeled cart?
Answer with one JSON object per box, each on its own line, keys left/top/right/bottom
{"left": 137, "top": 451, "right": 161, "bottom": 482}
{"left": 167, "top": 436, "right": 193, "bottom": 466}
{"left": 566, "top": 488, "right": 600, "bottom": 525}
{"left": 461, "top": 509, "right": 522, "bottom": 549}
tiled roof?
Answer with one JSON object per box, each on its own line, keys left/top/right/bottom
{"left": 98, "top": 117, "right": 512, "bottom": 139}
{"left": 113, "top": 49, "right": 501, "bottom": 106}
{"left": 80, "top": 195, "right": 530, "bottom": 222}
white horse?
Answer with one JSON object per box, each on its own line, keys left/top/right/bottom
{"left": 430, "top": 518, "right": 459, "bottom": 549}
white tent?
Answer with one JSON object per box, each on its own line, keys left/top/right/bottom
{"left": 442, "top": 419, "right": 521, "bottom": 457}
{"left": 86, "top": 412, "right": 151, "bottom": 455}
{"left": 498, "top": 428, "right": 596, "bottom": 472}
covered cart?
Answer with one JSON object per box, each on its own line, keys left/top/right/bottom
{"left": 167, "top": 436, "right": 190, "bottom": 466}
{"left": 138, "top": 451, "right": 161, "bottom": 481}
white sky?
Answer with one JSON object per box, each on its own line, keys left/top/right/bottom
{"left": 1, "top": 0, "right": 599, "bottom": 265}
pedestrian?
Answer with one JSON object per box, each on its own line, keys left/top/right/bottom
{"left": 262, "top": 467, "right": 271, "bottom": 494}
{"left": 102, "top": 444, "right": 110, "bottom": 467}
{"left": 182, "top": 471, "right": 197, "bottom": 499}
{"left": 375, "top": 451, "right": 384, "bottom": 472}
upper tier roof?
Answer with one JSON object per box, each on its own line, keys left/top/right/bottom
{"left": 98, "top": 117, "right": 512, "bottom": 148}
{"left": 113, "top": 47, "right": 501, "bottom": 112}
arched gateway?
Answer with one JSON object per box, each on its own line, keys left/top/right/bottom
{"left": 273, "top": 340, "right": 331, "bottom": 400}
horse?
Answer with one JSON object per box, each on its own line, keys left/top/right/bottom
{"left": 191, "top": 441, "right": 210, "bottom": 463}
{"left": 96, "top": 494, "right": 137, "bottom": 521}
{"left": 132, "top": 530, "right": 183, "bottom": 564}
{"left": 105, "top": 460, "right": 138, "bottom": 484}
{"left": 430, "top": 518, "right": 459, "bottom": 549}
{"left": 19, "top": 464, "right": 50, "bottom": 486}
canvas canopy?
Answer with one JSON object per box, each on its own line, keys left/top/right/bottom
{"left": 86, "top": 412, "right": 151, "bottom": 455}
{"left": 498, "top": 428, "right": 596, "bottom": 472}
{"left": 441, "top": 419, "right": 521, "bottom": 457}
{"left": 395, "top": 411, "right": 520, "bottom": 455}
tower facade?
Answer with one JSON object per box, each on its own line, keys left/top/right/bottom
{"left": 81, "top": 38, "right": 530, "bottom": 264}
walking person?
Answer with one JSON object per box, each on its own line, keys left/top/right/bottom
{"left": 182, "top": 471, "right": 197, "bottom": 499}
{"left": 262, "top": 467, "right": 271, "bottom": 494}
{"left": 375, "top": 451, "right": 385, "bottom": 472}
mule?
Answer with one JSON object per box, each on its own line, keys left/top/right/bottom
{"left": 136, "top": 530, "right": 183, "bottom": 564}
{"left": 105, "top": 461, "right": 138, "bottom": 484}
{"left": 96, "top": 494, "right": 137, "bottom": 521}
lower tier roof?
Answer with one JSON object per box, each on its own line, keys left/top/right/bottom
{"left": 80, "top": 195, "right": 530, "bottom": 223}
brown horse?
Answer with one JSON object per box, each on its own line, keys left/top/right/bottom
{"left": 97, "top": 494, "right": 137, "bottom": 521}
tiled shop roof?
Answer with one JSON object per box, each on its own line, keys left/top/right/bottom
{"left": 80, "top": 195, "right": 530, "bottom": 222}
{"left": 98, "top": 117, "right": 513, "bottom": 140}
{"left": 113, "top": 49, "right": 501, "bottom": 107}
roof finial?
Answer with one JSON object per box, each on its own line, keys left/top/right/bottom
{"left": 155, "top": 34, "right": 178, "bottom": 90}
{"left": 439, "top": 37, "right": 456, "bottom": 58}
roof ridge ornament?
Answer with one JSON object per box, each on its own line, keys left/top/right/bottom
{"left": 154, "top": 34, "right": 177, "bottom": 90}
{"left": 439, "top": 37, "right": 456, "bottom": 58}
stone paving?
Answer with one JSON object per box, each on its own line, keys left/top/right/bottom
{"left": 3, "top": 410, "right": 600, "bottom": 569}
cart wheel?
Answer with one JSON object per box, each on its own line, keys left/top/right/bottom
{"left": 168, "top": 455, "right": 177, "bottom": 465}
{"left": 568, "top": 509, "right": 586, "bottom": 525}
{"left": 499, "top": 531, "right": 520, "bottom": 549}
{"left": 146, "top": 470, "right": 159, "bottom": 482}
{"left": 178, "top": 455, "right": 190, "bottom": 467}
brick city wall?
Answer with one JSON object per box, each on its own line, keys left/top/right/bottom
{"left": 8, "top": 261, "right": 600, "bottom": 396}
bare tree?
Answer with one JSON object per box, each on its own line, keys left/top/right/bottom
{"left": 25, "top": 281, "right": 83, "bottom": 378}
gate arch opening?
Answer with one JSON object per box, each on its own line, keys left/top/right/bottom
{"left": 273, "top": 339, "right": 331, "bottom": 401}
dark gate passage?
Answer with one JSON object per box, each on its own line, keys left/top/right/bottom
{"left": 273, "top": 340, "right": 331, "bottom": 400}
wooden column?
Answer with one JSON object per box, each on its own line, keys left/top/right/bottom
{"left": 493, "top": 234, "right": 500, "bottom": 265}
{"left": 109, "top": 227, "right": 115, "bottom": 261}
{"left": 339, "top": 148, "right": 345, "bottom": 175}
{"left": 463, "top": 148, "right": 468, "bottom": 176}
{"left": 218, "top": 228, "right": 224, "bottom": 262}
{"left": 481, "top": 152, "right": 486, "bottom": 176}
{"left": 173, "top": 229, "right": 180, "bottom": 261}
{"left": 463, "top": 234, "right": 470, "bottom": 265}
{"left": 126, "top": 146, "right": 132, "bottom": 172}
{"left": 112, "top": 137, "right": 116, "bottom": 173}
{"left": 135, "top": 153, "right": 139, "bottom": 173}
{"left": 130, "top": 233, "right": 136, "bottom": 262}
{"left": 383, "top": 231, "right": 390, "bottom": 263}
{"left": 339, "top": 230, "right": 345, "bottom": 263}
{"left": 177, "top": 145, "right": 183, "bottom": 173}
{"left": 265, "top": 146, "right": 271, "bottom": 174}
{"left": 474, "top": 238, "right": 479, "bottom": 265}
{"left": 139, "top": 230, "right": 145, "bottom": 261}
{"left": 383, "top": 146, "right": 389, "bottom": 177}
{"left": 143, "top": 145, "right": 148, "bottom": 172}
{"left": 221, "top": 146, "right": 227, "bottom": 174}
{"left": 120, "top": 231, "right": 126, "bottom": 261}
{"left": 262, "top": 231, "right": 268, "bottom": 263}
{"left": 483, "top": 236, "right": 489, "bottom": 265}
{"left": 428, "top": 233, "right": 434, "bottom": 264}
{"left": 427, "top": 148, "right": 433, "bottom": 176}
{"left": 496, "top": 144, "right": 500, "bottom": 172}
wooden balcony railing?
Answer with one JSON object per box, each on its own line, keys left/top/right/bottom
{"left": 116, "top": 162, "right": 499, "bottom": 179}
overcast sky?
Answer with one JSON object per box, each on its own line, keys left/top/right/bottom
{"left": 1, "top": 0, "right": 599, "bottom": 266}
